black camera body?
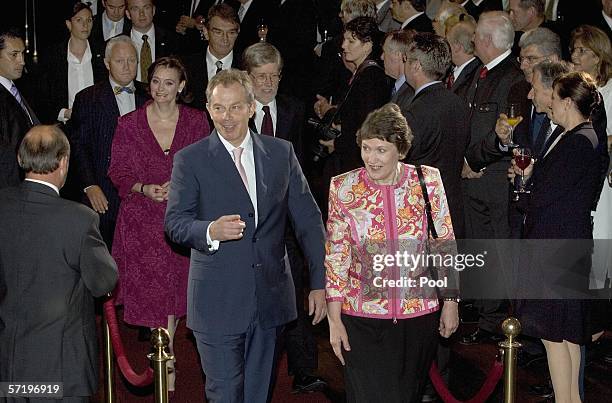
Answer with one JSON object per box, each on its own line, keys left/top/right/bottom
{"left": 308, "top": 117, "right": 341, "bottom": 162}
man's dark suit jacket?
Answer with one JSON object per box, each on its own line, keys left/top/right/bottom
{"left": 463, "top": 0, "right": 503, "bottom": 20}
{"left": 250, "top": 94, "right": 306, "bottom": 164}
{"left": 37, "top": 39, "right": 108, "bottom": 124}
{"left": 464, "top": 54, "right": 524, "bottom": 239}
{"left": 129, "top": 25, "right": 180, "bottom": 72}
{"left": 404, "top": 82, "right": 471, "bottom": 238}
{"left": 227, "top": 0, "right": 281, "bottom": 56}
{"left": 165, "top": 130, "right": 325, "bottom": 334}
{"left": 391, "top": 81, "right": 415, "bottom": 116}
{"left": 0, "top": 82, "right": 39, "bottom": 189}
{"left": 378, "top": 0, "right": 401, "bottom": 32}
{"left": 184, "top": 45, "right": 242, "bottom": 111}
{"left": 404, "top": 13, "right": 434, "bottom": 33}
{"left": 71, "top": 79, "right": 149, "bottom": 246}
{"left": 0, "top": 181, "right": 117, "bottom": 397}
{"left": 450, "top": 57, "right": 482, "bottom": 102}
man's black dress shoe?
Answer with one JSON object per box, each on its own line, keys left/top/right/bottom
{"left": 292, "top": 374, "right": 327, "bottom": 393}
{"left": 517, "top": 350, "right": 546, "bottom": 368}
{"left": 460, "top": 328, "right": 503, "bottom": 345}
{"left": 528, "top": 383, "right": 554, "bottom": 398}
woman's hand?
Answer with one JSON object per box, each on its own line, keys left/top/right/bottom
{"left": 328, "top": 317, "right": 351, "bottom": 365}
{"left": 161, "top": 181, "right": 170, "bottom": 201}
{"left": 327, "top": 301, "right": 350, "bottom": 365}
{"left": 143, "top": 183, "right": 167, "bottom": 203}
{"left": 510, "top": 148, "right": 535, "bottom": 179}
{"left": 439, "top": 301, "right": 459, "bottom": 338}
{"left": 314, "top": 94, "right": 333, "bottom": 119}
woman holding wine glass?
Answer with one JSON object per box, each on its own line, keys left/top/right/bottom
{"left": 511, "top": 71, "right": 602, "bottom": 403}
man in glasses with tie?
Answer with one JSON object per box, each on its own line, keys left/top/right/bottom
{"left": 71, "top": 35, "right": 148, "bottom": 247}
{"left": 186, "top": 3, "right": 242, "bottom": 111}
{"left": 0, "top": 27, "right": 39, "bottom": 189}
{"left": 165, "top": 69, "right": 326, "bottom": 402}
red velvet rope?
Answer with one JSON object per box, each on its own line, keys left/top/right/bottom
{"left": 429, "top": 358, "right": 504, "bottom": 403}
{"left": 103, "top": 298, "right": 154, "bottom": 387}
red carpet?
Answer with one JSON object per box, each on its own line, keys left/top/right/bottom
{"left": 94, "top": 313, "right": 330, "bottom": 402}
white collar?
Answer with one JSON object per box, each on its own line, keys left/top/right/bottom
{"left": 454, "top": 56, "right": 476, "bottom": 77}
{"left": 255, "top": 98, "right": 277, "bottom": 112}
{"left": 0, "top": 76, "right": 14, "bottom": 93}
{"left": 603, "top": 10, "right": 612, "bottom": 29}
{"left": 25, "top": 178, "right": 60, "bottom": 195}
{"left": 133, "top": 25, "right": 155, "bottom": 39}
{"left": 206, "top": 47, "right": 233, "bottom": 68}
{"left": 414, "top": 80, "right": 441, "bottom": 96}
{"left": 484, "top": 49, "right": 512, "bottom": 71}
{"left": 401, "top": 11, "right": 425, "bottom": 30}
{"left": 67, "top": 39, "right": 92, "bottom": 64}
{"left": 218, "top": 129, "right": 253, "bottom": 154}
{"left": 108, "top": 76, "right": 135, "bottom": 92}
{"left": 376, "top": 0, "right": 389, "bottom": 12}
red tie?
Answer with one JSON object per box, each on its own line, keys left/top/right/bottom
{"left": 261, "top": 105, "right": 274, "bottom": 136}
{"left": 447, "top": 73, "right": 455, "bottom": 89}
{"left": 479, "top": 66, "right": 488, "bottom": 80}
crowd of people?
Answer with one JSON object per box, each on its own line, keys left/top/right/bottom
{"left": 1, "top": 0, "right": 611, "bottom": 402}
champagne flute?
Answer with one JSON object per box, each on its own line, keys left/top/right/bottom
{"left": 513, "top": 147, "right": 532, "bottom": 201}
{"left": 506, "top": 103, "right": 521, "bottom": 148}
{"left": 257, "top": 21, "right": 268, "bottom": 42}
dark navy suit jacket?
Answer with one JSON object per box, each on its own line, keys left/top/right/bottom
{"left": 165, "top": 130, "right": 325, "bottom": 334}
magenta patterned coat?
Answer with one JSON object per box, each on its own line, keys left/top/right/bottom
{"left": 108, "top": 102, "right": 209, "bottom": 327}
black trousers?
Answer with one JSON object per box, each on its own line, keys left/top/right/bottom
{"left": 342, "top": 313, "right": 439, "bottom": 403}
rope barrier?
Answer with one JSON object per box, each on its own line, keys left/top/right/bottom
{"left": 103, "top": 298, "right": 154, "bottom": 387}
{"left": 429, "top": 358, "right": 504, "bottom": 403}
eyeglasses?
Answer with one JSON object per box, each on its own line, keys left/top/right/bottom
{"left": 250, "top": 73, "right": 281, "bottom": 85}
{"left": 571, "top": 46, "right": 594, "bottom": 56}
{"left": 516, "top": 55, "right": 546, "bottom": 65}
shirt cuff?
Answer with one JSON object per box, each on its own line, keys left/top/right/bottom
{"left": 57, "top": 108, "right": 69, "bottom": 123}
{"left": 206, "top": 221, "right": 220, "bottom": 251}
{"left": 498, "top": 142, "right": 509, "bottom": 153}
{"left": 83, "top": 185, "right": 95, "bottom": 193}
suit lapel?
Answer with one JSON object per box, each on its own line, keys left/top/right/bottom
{"left": 252, "top": 131, "right": 270, "bottom": 227}
{"left": 275, "top": 96, "right": 292, "bottom": 141}
{"left": 102, "top": 82, "right": 121, "bottom": 118}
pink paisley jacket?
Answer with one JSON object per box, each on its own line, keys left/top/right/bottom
{"left": 325, "top": 164, "right": 456, "bottom": 321}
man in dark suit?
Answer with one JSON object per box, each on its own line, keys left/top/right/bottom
{"left": 71, "top": 35, "right": 148, "bottom": 248}
{"left": 185, "top": 3, "right": 242, "bottom": 110}
{"left": 0, "top": 124, "right": 117, "bottom": 402}
{"left": 403, "top": 32, "right": 470, "bottom": 238}
{"left": 242, "top": 42, "right": 327, "bottom": 393}
{"left": 446, "top": 17, "right": 482, "bottom": 101}
{"left": 391, "top": 0, "right": 434, "bottom": 33}
{"left": 508, "top": 0, "right": 567, "bottom": 57}
{"left": 90, "top": 0, "right": 132, "bottom": 66}
{"left": 382, "top": 29, "right": 415, "bottom": 115}
{"left": 165, "top": 69, "right": 326, "bottom": 402}
{"left": 126, "top": 0, "right": 178, "bottom": 82}
{"left": 228, "top": 0, "right": 280, "bottom": 55}
{"left": 0, "top": 28, "right": 39, "bottom": 189}
{"left": 461, "top": 11, "right": 525, "bottom": 344}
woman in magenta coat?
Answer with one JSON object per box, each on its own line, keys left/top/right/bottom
{"left": 108, "top": 56, "right": 209, "bottom": 389}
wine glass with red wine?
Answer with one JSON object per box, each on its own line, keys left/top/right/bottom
{"left": 513, "top": 147, "right": 532, "bottom": 201}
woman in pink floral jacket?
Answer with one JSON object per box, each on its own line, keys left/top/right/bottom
{"left": 325, "top": 104, "right": 459, "bottom": 402}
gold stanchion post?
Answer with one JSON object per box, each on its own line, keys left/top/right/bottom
{"left": 148, "top": 328, "right": 174, "bottom": 403}
{"left": 499, "top": 317, "right": 522, "bottom": 403}
{"left": 103, "top": 309, "right": 115, "bottom": 402}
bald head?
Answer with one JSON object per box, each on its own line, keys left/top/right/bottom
{"left": 18, "top": 125, "right": 70, "bottom": 187}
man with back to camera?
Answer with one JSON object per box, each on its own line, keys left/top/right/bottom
{"left": 164, "top": 69, "right": 327, "bottom": 402}
{"left": 0, "top": 124, "right": 118, "bottom": 402}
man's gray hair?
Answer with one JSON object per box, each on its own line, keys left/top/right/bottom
{"left": 533, "top": 60, "right": 572, "bottom": 88}
{"left": 105, "top": 34, "right": 137, "bottom": 60}
{"left": 477, "top": 11, "right": 515, "bottom": 51}
{"left": 516, "top": 0, "right": 545, "bottom": 18}
{"left": 447, "top": 20, "right": 476, "bottom": 55}
{"left": 340, "top": 0, "right": 377, "bottom": 21}
{"left": 206, "top": 68, "right": 255, "bottom": 104}
{"left": 242, "top": 42, "right": 284, "bottom": 73}
{"left": 519, "top": 27, "right": 562, "bottom": 58}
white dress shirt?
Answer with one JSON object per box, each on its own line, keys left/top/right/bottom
{"left": 25, "top": 178, "right": 60, "bottom": 195}
{"left": 61, "top": 40, "right": 94, "bottom": 122}
{"left": 206, "top": 48, "right": 234, "bottom": 80}
{"left": 206, "top": 131, "right": 258, "bottom": 250}
{"left": 102, "top": 13, "right": 125, "bottom": 40}
{"left": 131, "top": 26, "right": 156, "bottom": 82}
{"left": 414, "top": 80, "right": 441, "bottom": 97}
{"left": 254, "top": 99, "right": 278, "bottom": 136}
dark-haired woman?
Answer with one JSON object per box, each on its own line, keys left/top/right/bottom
{"left": 512, "top": 72, "right": 602, "bottom": 403}
{"left": 314, "top": 16, "right": 392, "bottom": 217}
{"left": 108, "top": 56, "right": 209, "bottom": 389}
